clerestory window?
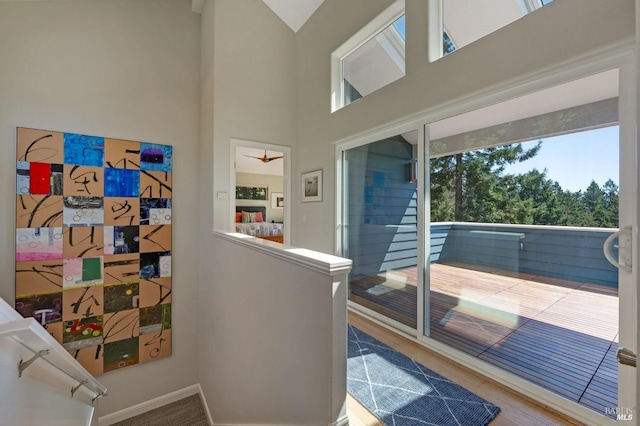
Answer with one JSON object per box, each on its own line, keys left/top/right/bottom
{"left": 430, "top": 0, "right": 554, "bottom": 61}
{"left": 331, "top": 0, "right": 405, "bottom": 112}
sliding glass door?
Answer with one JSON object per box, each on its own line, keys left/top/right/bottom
{"left": 341, "top": 64, "right": 637, "bottom": 421}
{"left": 424, "top": 67, "right": 636, "bottom": 419}
{"left": 342, "top": 131, "right": 419, "bottom": 328}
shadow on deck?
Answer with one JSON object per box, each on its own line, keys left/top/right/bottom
{"left": 349, "top": 261, "right": 618, "bottom": 418}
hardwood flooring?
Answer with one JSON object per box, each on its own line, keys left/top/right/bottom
{"left": 349, "top": 262, "right": 619, "bottom": 420}
{"left": 347, "top": 311, "right": 585, "bottom": 426}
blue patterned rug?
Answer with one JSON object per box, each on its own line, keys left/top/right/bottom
{"left": 348, "top": 325, "right": 501, "bottom": 425}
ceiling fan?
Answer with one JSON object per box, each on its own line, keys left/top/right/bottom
{"left": 244, "top": 150, "right": 284, "bottom": 163}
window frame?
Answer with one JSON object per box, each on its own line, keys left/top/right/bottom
{"left": 429, "top": 0, "right": 548, "bottom": 62}
{"left": 330, "top": 0, "right": 405, "bottom": 112}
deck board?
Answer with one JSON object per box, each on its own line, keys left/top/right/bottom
{"left": 349, "top": 261, "right": 619, "bottom": 418}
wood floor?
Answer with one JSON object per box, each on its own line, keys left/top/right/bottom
{"left": 349, "top": 262, "right": 618, "bottom": 420}
{"left": 346, "top": 311, "right": 585, "bottom": 426}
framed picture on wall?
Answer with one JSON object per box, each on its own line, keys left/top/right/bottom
{"left": 301, "top": 169, "right": 322, "bottom": 202}
{"left": 271, "top": 192, "right": 284, "bottom": 209}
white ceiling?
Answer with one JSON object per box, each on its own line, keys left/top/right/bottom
{"left": 443, "top": 0, "right": 536, "bottom": 49}
{"left": 430, "top": 68, "right": 619, "bottom": 141}
{"left": 235, "top": 146, "right": 284, "bottom": 176}
{"left": 261, "top": 0, "right": 325, "bottom": 33}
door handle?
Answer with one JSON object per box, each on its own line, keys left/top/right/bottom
{"left": 617, "top": 347, "right": 637, "bottom": 367}
{"left": 603, "top": 226, "right": 632, "bottom": 273}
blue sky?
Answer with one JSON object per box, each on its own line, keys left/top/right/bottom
{"left": 393, "top": 15, "right": 405, "bottom": 39}
{"left": 502, "top": 126, "right": 619, "bottom": 192}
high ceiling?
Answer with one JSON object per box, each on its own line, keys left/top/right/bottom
{"left": 261, "top": 0, "right": 325, "bottom": 32}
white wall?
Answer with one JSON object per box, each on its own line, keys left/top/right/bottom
{"left": 294, "top": 0, "right": 635, "bottom": 253}
{"left": 0, "top": 0, "right": 201, "bottom": 418}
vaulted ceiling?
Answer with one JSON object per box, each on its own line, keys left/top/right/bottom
{"left": 261, "top": 0, "right": 325, "bottom": 32}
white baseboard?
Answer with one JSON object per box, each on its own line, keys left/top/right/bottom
{"left": 329, "top": 414, "right": 349, "bottom": 426}
{"left": 98, "top": 384, "right": 212, "bottom": 426}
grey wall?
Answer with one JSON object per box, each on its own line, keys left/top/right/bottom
{"left": 0, "top": 0, "right": 201, "bottom": 417}
{"left": 198, "top": 0, "right": 298, "bottom": 421}
{"left": 200, "top": 234, "right": 349, "bottom": 424}
{"left": 294, "top": 0, "right": 635, "bottom": 253}
{"left": 208, "top": 0, "right": 297, "bottom": 232}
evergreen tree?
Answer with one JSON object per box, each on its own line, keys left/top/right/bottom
{"left": 583, "top": 181, "right": 607, "bottom": 227}
{"left": 430, "top": 141, "right": 619, "bottom": 228}
{"left": 430, "top": 142, "right": 541, "bottom": 223}
{"left": 602, "top": 179, "right": 619, "bottom": 228}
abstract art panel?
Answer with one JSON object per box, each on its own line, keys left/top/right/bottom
{"left": 15, "top": 127, "right": 172, "bottom": 375}
{"left": 16, "top": 227, "right": 63, "bottom": 262}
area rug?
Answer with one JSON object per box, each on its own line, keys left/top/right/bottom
{"left": 348, "top": 325, "right": 501, "bottom": 425}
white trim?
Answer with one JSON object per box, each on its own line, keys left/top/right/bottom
{"left": 331, "top": 0, "right": 405, "bottom": 112}
{"left": 416, "top": 124, "right": 427, "bottom": 338}
{"left": 213, "top": 231, "right": 352, "bottom": 276}
{"left": 427, "top": 0, "right": 443, "bottom": 62}
{"left": 333, "top": 39, "right": 633, "bottom": 153}
{"left": 98, "top": 384, "right": 210, "bottom": 426}
{"left": 200, "top": 387, "right": 214, "bottom": 426}
{"left": 615, "top": 52, "right": 637, "bottom": 413}
{"left": 330, "top": 0, "right": 405, "bottom": 63}
{"left": 328, "top": 413, "right": 350, "bottom": 426}
{"left": 419, "top": 124, "right": 428, "bottom": 338}
{"left": 348, "top": 301, "right": 418, "bottom": 338}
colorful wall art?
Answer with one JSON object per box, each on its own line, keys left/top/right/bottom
{"left": 15, "top": 127, "right": 172, "bottom": 376}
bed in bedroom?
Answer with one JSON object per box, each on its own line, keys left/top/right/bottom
{"left": 235, "top": 206, "right": 284, "bottom": 243}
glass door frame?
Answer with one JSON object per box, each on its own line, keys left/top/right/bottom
{"left": 336, "top": 48, "right": 637, "bottom": 424}
{"left": 336, "top": 120, "right": 425, "bottom": 337}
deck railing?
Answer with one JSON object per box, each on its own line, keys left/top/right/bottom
{"left": 349, "top": 221, "right": 619, "bottom": 287}
{"left": 431, "top": 222, "right": 619, "bottom": 287}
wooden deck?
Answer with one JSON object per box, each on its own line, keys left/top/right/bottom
{"left": 350, "top": 262, "right": 619, "bottom": 418}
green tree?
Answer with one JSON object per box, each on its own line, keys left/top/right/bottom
{"left": 602, "top": 179, "right": 619, "bottom": 227}
{"left": 430, "top": 142, "right": 541, "bottom": 223}
{"left": 430, "top": 141, "right": 619, "bottom": 228}
{"left": 508, "top": 169, "right": 562, "bottom": 225}
{"left": 582, "top": 181, "right": 608, "bottom": 227}
{"left": 443, "top": 31, "right": 456, "bottom": 55}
